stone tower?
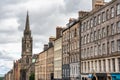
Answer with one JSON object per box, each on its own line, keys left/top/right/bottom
{"left": 22, "top": 12, "right": 32, "bottom": 66}
{"left": 20, "top": 12, "right": 33, "bottom": 80}
{"left": 92, "top": 0, "right": 104, "bottom": 9}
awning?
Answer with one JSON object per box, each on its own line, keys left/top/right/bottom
{"left": 88, "top": 74, "right": 93, "bottom": 78}
{"left": 111, "top": 73, "right": 120, "bottom": 80}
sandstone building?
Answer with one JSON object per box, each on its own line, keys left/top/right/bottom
{"left": 80, "top": 0, "right": 120, "bottom": 80}
{"left": 62, "top": 18, "right": 80, "bottom": 80}
{"left": 54, "top": 27, "right": 63, "bottom": 80}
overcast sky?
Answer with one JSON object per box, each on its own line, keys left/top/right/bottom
{"left": 0, "top": 0, "right": 111, "bottom": 77}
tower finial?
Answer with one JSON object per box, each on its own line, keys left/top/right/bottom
{"left": 25, "top": 11, "right": 30, "bottom": 32}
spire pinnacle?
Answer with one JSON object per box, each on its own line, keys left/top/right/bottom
{"left": 25, "top": 11, "right": 30, "bottom": 32}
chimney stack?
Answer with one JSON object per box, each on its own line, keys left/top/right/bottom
{"left": 92, "top": 0, "right": 105, "bottom": 10}
{"left": 56, "top": 27, "right": 63, "bottom": 39}
{"left": 44, "top": 44, "right": 48, "bottom": 51}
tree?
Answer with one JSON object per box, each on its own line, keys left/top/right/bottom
{"left": 29, "top": 73, "right": 35, "bottom": 80}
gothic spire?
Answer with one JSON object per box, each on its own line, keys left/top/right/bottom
{"left": 25, "top": 11, "right": 30, "bottom": 32}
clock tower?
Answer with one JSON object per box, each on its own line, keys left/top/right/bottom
{"left": 22, "top": 12, "right": 32, "bottom": 66}
{"left": 20, "top": 12, "right": 33, "bottom": 80}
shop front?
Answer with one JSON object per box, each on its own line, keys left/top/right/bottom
{"left": 88, "top": 73, "right": 107, "bottom": 80}
{"left": 110, "top": 73, "right": 120, "bottom": 80}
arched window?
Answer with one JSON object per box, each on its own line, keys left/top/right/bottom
{"left": 74, "top": 28, "right": 77, "bottom": 37}
{"left": 26, "top": 56, "right": 29, "bottom": 64}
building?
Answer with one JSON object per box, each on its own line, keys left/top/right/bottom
{"left": 46, "top": 41, "right": 54, "bottom": 80}
{"left": 20, "top": 12, "right": 33, "bottom": 80}
{"left": 80, "top": 0, "right": 120, "bottom": 80}
{"left": 69, "top": 19, "right": 80, "bottom": 80}
{"left": 62, "top": 23, "right": 70, "bottom": 80}
{"left": 4, "top": 70, "right": 13, "bottom": 80}
{"left": 35, "top": 37, "right": 55, "bottom": 80}
{"left": 35, "top": 50, "right": 47, "bottom": 80}
{"left": 62, "top": 18, "right": 80, "bottom": 80}
{"left": 54, "top": 27, "right": 63, "bottom": 80}
{"left": 13, "top": 59, "right": 21, "bottom": 80}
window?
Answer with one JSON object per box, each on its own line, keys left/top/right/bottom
{"left": 117, "top": 4, "right": 120, "bottom": 15}
{"left": 107, "top": 26, "right": 110, "bottom": 36}
{"left": 117, "top": 39, "right": 120, "bottom": 51}
{"left": 102, "top": 12, "right": 106, "bottom": 22}
{"left": 111, "top": 23, "right": 115, "bottom": 35}
{"left": 99, "top": 60, "right": 101, "bottom": 72}
{"left": 94, "top": 31, "right": 97, "bottom": 40}
{"left": 95, "top": 61, "right": 97, "bottom": 71}
{"left": 102, "top": 43, "right": 106, "bottom": 54}
{"left": 88, "top": 21, "right": 90, "bottom": 29}
{"left": 94, "top": 16, "right": 97, "bottom": 26}
{"left": 87, "top": 34, "right": 90, "bottom": 43}
{"left": 85, "top": 62, "right": 86, "bottom": 72}
{"left": 74, "top": 28, "right": 77, "bottom": 37}
{"left": 98, "top": 29, "right": 101, "bottom": 39}
{"left": 84, "top": 49, "right": 86, "bottom": 58}
{"left": 94, "top": 46, "right": 97, "bottom": 56}
{"left": 108, "top": 59, "right": 111, "bottom": 72}
{"left": 107, "top": 42, "right": 110, "bottom": 54}
{"left": 98, "top": 45, "right": 101, "bottom": 55}
{"left": 91, "top": 61, "right": 93, "bottom": 71}
{"left": 81, "top": 49, "right": 83, "bottom": 58}
{"left": 88, "top": 62, "right": 90, "bottom": 72}
{"left": 81, "top": 37, "right": 83, "bottom": 45}
{"left": 112, "top": 58, "right": 115, "bottom": 72}
{"left": 103, "top": 60, "right": 106, "bottom": 72}
{"left": 26, "top": 56, "right": 29, "bottom": 64}
{"left": 117, "top": 21, "right": 120, "bottom": 33}
{"left": 86, "top": 34, "right": 88, "bottom": 43}
{"left": 91, "top": 47, "right": 93, "bottom": 57}
{"left": 90, "top": 19, "right": 93, "bottom": 28}
{"left": 111, "top": 41, "right": 115, "bottom": 52}
{"left": 90, "top": 32, "right": 94, "bottom": 42}
{"left": 102, "top": 27, "right": 106, "bottom": 38}
{"left": 106, "top": 9, "right": 109, "bottom": 20}
{"left": 118, "top": 58, "right": 120, "bottom": 71}
{"left": 81, "top": 24, "right": 83, "bottom": 32}
{"left": 84, "top": 22, "right": 86, "bottom": 31}
{"left": 86, "top": 21, "right": 89, "bottom": 30}
{"left": 84, "top": 35, "right": 86, "bottom": 44}
{"left": 111, "top": 7, "right": 115, "bottom": 18}
{"left": 98, "top": 14, "right": 101, "bottom": 24}
{"left": 87, "top": 48, "right": 90, "bottom": 57}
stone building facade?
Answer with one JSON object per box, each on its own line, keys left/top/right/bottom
{"left": 35, "top": 50, "right": 47, "bottom": 80}
{"left": 62, "top": 18, "right": 80, "bottom": 80}
{"left": 80, "top": 0, "right": 120, "bottom": 80}
{"left": 5, "top": 70, "right": 13, "bottom": 80}
{"left": 69, "top": 19, "right": 80, "bottom": 80}
{"left": 54, "top": 27, "right": 63, "bottom": 80}
{"left": 35, "top": 37, "right": 55, "bottom": 80}
{"left": 13, "top": 59, "right": 21, "bottom": 80}
{"left": 46, "top": 46, "right": 54, "bottom": 80}
{"left": 62, "top": 25, "right": 70, "bottom": 80}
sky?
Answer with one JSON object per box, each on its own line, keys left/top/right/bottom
{"left": 0, "top": 0, "right": 111, "bottom": 77}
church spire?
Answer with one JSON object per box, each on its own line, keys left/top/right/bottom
{"left": 25, "top": 11, "right": 30, "bottom": 32}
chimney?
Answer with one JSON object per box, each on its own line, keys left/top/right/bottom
{"left": 44, "top": 44, "right": 48, "bottom": 51}
{"left": 56, "top": 27, "right": 63, "bottom": 39}
{"left": 69, "top": 18, "right": 76, "bottom": 23}
{"left": 78, "top": 11, "right": 89, "bottom": 18}
{"left": 49, "top": 36, "right": 55, "bottom": 42}
{"left": 92, "top": 0, "right": 105, "bottom": 10}
{"left": 48, "top": 36, "right": 55, "bottom": 48}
